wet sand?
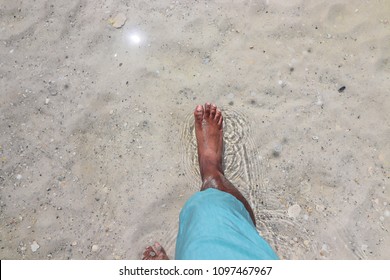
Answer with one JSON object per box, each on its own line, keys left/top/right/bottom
{"left": 0, "top": 0, "right": 389, "bottom": 259}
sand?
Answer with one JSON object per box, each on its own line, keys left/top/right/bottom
{"left": 0, "top": 0, "right": 389, "bottom": 260}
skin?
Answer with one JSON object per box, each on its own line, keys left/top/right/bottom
{"left": 142, "top": 242, "right": 169, "bottom": 260}
{"left": 142, "top": 103, "right": 256, "bottom": 260}
{"left": 194, "top": 103, "right": 256, "bottom": 225}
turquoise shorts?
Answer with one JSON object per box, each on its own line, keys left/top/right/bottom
{"left": 175, "top": 188, "right": 279, "bottom": 260}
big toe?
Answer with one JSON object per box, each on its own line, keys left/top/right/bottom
{"left": 194, "top": 105, "right": 204, "bottom": 123}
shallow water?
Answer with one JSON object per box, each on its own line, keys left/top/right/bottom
{"left": 0, "top": 0, "right": 389, "bottom": 259}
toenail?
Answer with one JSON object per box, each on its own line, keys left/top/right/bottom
{"left": 149, "top": 251, "right": 156, "bottom": 257}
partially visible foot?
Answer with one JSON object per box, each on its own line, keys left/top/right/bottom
{"left": 194, "top": 103, "right": 224, "bottom": 182}
{"left": 142, "top": 242, "right": 169, "bottom": 260}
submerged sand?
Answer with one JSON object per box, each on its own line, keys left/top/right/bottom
{"left": 0, "top": 0, "right": 389, "bottom": 259}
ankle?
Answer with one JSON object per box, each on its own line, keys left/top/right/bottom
{"left": 201, "top": 172, "right": 224, "bottom": 190}
{"left": 200, "top": 163, "right": 223, "bottom": 179}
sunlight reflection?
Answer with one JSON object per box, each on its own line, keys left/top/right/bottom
{"left": 126, "top": 30, "right": 144, "bottom": 46}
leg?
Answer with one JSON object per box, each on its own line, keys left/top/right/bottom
{"left": 194, "top": 103, "right": 256, "bottom": 226}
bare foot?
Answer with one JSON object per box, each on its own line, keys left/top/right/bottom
{"left": 194, "top": 103, "right": 224, "bottom": 181}
{"left": 142, "top": 242, "right": 169, "bottom": 260}
{"left": 194, "top": 103, "right": 256, "bottom": 225}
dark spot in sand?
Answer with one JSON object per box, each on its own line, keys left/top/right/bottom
{"left": 228, "top": 101, "right": 234, "bottom": 106}
{"left": 272, "top": 150, "right": 280, "bottom": 157}
{"left": 119, "top": 63, "right": 123, "bottom": 67}
{"left": 250, "top": 99, "right": 256, "bottom": 105}
{"left": 338, "top": 86, "right": 346, "bottom": 93}
{"left": 179, "top": 88, "right": 195, "bottom": 100}
{"left": 64, "top": 84, "right": 69, "bottom": 89}
{"left": 289, "top": 67, "right": 294, "bottom": 73}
